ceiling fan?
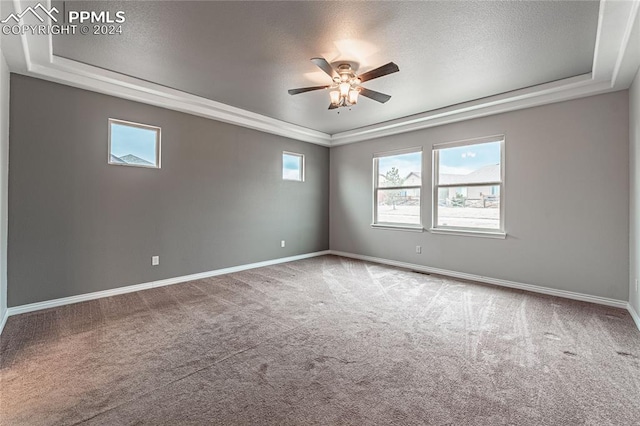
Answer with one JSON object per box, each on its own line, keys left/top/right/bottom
{"left": 288, "top": 57, "right": 399, "bottom": 110}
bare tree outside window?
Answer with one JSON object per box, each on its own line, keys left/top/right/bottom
{"left": 373, "top": 149, "right": 422, "bottom": 227}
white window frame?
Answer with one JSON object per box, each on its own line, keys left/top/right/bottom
{"left": 282, "top": 151, "right": 305, "bottom": 182}
{"left": 108, "top": 118, "right": 161, "bottom": 169}
{"left": 431, "top": 135, "right": 505, "bottom": 239}
{"left": 372, "top": 147, "right": 423, "bottom": 231}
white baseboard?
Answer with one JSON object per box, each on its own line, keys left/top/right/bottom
{"left": 4, "top": 250, "right": 330, "bottom": 319}
{"left": 628, "top": 303, "right": 640, "bottom": 331}
{"left": 329, "top": 250, "right": 630, "bottom": 310}
{"left": 0, "top": 307, "right": 7, "bottom": 336}
{"left": 3, "top": 250, "right": 638, "bottom": 334}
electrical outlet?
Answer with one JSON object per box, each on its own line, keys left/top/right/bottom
{"left": 416, "top": 245, "right": 422, "bottom": 254}
{"left": 281, "top": 240, "right": 286, "bottom": 248}
{"left": 152, "top": 256, "right": 160, "bottom": 266}
{"left": 636, "top": 278, "right": 638, "bottom": 292}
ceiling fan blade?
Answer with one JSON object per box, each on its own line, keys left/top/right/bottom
{"left": 358, "top": 62, "right": 399, "bottom": 83}
{"left": 311, "top": 57, "right": 338, "bottom": 79}
{"left": 288, "top": 85, "right": 330, "bottom": 95}
{"left": 328, "top": 103, "right": 339, "bottom": 110}
{"left": 359, "top": 88, "right": 392, "bottom": 103}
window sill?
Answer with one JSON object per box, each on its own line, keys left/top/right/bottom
{"left": 371, "top": 224, "right": 425, "bottom": 232}
{"left": 428, "top": 228, "right": 506, "bottom": 239}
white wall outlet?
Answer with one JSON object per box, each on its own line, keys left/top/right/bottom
{"left": 416, "top": 245, "right": 422, "bottom": 254}
{"left": 152, "top": 256, "right": 160, "bottom": 266}
{"left": 281, "top": 240, "right": 286, "bottom": 248}
{"left": 636, "top": 278, "right": 638, "bottom": 292}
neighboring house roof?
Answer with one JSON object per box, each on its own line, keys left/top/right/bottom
{"left": 381, "top": 172, "right": 421, "bottom": 186}
{"left": 440, "top": 164, "right": 500, "bottom": 185}
{"left": 119, "top": 154, "right": 154, "bottom": 165}
{"left": 405, "top": 172, "right": 421, "bottom": 180}
{"left": 110, "top": 154, "right": 125, "bottom": 164}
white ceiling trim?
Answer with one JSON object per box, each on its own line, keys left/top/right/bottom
{"left": 44, "top": 56, "right": 331, "bottom": 146}
{"left": 611, "top": 0, "right": 640, "bottom": 86}
{"left": 592, "top": 0, "right": 637, "bottom": 82}
{"left": 332, "top": 0, "right": 640, "bottom": 145}
{"left": 330, "top": 75, "right": 613, "bottom": 146}
{"left": 3, "top": 0, "right": 639, "bottom": 147}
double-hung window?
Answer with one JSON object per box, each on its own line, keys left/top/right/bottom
{"left": 432, "top": 135, "right": 505, "bottom": 237}
{"left": 373, "top": 148, "right": 423, "bottom": 229}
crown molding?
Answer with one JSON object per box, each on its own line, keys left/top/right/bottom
{"left": 2, "top": 0, "right": 639, "bottom": 146}
{"left": 329, "top": 74, "right": 613, "bottom": 146}
{"left": 330, "top": 0, "right": 640, "bottom": 145}
{"left": 38, "top": 57, "right": 331, "bottom": 146}
{"left": 4, "top": 1, "right": 331, "bottom": 146}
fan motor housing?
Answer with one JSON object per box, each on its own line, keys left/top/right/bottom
{"left": 333, "top": 63, "right": 357, "bottom": 83}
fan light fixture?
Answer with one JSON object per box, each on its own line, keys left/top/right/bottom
{"left": 328, "top": 68, "right": 361, "bottom": 107}
{"left": 329, "top": 87, "right": 359, "bottom": 107}
{"left": 288, "top": 57, "right": 399, "bottom": 110}
{"left": 348, "top": 89, "right": 359, "bottom": 105}
{"left": 329, "top": 90, "right": 340, "bottom": 105}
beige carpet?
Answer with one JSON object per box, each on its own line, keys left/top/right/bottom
{"left": 1, "top": 255, "right": 639, "bottom": 425}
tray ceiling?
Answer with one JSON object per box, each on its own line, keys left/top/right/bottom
{"left": 51, "top": 1, "right": 600, "bottom": 135}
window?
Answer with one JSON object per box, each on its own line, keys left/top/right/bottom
{"left": 373, "top": 148, "right": 422, "bottom": 229}
{"left": 432, "top": 135, "right": 505, "bottom": 237}
{"left": 108, "top": 119, "right": 161, "bottom": 168}
{"left": 283, "top": 151, "right": 304, "bottom": 181}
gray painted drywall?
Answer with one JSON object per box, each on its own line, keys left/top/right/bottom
{"left": 630, "top": 68, "right": 640, "bottom": 316}
{"left": 8, "top": 74, "right": 329, "bottom": 307}
{"left": 330, "top": 91, "right": 630, "bottom": 301}
{"left": 0, "top": 50, "right": 8, "bottom": 322}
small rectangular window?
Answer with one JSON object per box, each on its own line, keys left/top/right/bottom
{"left": 373, "top": 148, "right": 423, "bottom": 228}
{"left": 432, "top": 135, "right": 505, "bottom": 236}
{"left": 108, "top": 119, "right": 161, "bottom": 168}
{"left": 283, "top": 152, "right": 304, "bottom": 181}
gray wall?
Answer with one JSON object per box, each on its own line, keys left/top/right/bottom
{"left": 8, "top": 75, "right": 329, "bottom": 307}
{"left": 330, "top": 91, "right": 630, "bottom": 301}
{"left": 630, "top": 68, "right": 640, "bottom": 316}
{"left": 0, "top": 50, "right": 8, "bottom": 321}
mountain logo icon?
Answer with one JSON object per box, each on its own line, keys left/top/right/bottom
{"left": 1, "top": 3, "right": 59, "bottom": 24}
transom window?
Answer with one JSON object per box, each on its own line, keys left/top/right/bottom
{"left": 108, "top": 119, "right": 161, "bottom": 169}
{"left": 432, "top": 135, "right": 505, "bottom": 237}
{"left": 373, "top": 148, "right": 423, "bottom": 228}
{"left": 282, "top": 152, "right": 304, "bottom": 181}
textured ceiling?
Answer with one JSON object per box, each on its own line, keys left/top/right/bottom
{"left": 53, "top": 1, "right": 599, "bottom": 134}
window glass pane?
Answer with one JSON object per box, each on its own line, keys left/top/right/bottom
{"left": 110, "top": 122, "right": 159, "bottom": 167}
{"left": 376, "top": 188, "right": 421, "bottom": 225}
{"left": 438, "top": 141, "right": 500, "bottom": 184}
{"left": 377, "top": 152, "right": 422, "bottom": 188}
{"left": 437, "top": 186, "right": 500, "bottom": 229}
{"left": 283, "top": 153, "right": 303, "bottom": 181}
